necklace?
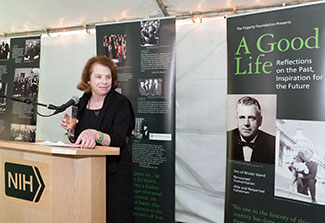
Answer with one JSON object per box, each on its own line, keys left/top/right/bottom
{"left": 94, "top": 110, "right": 100, "bottom": 116}
{"left": 87, "top": 99, "right": 102, "bottom": 116}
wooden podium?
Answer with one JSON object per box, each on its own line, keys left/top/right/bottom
{"left": 0, "top": 140, "right": 119, "bottom": 223}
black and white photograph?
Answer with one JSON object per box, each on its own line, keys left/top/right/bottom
{"left": 13, "top": 68, "right": 39, "bottom": 97}
{"left": 0, "top": 39, "right": 10, "bottom": 59}
{"left": 275, "top": 119, "right": 325, "bottom": 205}
{"left": 133, "top": 117, "right": 149, "bottom": 140}
{"left": 102, "top": 34, "right": 127, "bottom": 66}
{"left": 227, "top": 94, "right": 276, "bottom": 164}
{"left": 10, "top": 123, "right": 36, "bottom": 142}
{"left": 0, "top": 120, "right": 5, "bottom": 139}
{"left": 140, "top": 19, "right": 160, "bottom": 46}
{"left": 0, "top": 82, "right": 8, "bottom": 112}
{"left": 24, "top": 39, "right": 40, "bottom": 61}
{"left": 138, "top": 78, "right": 162, "bottom": 96}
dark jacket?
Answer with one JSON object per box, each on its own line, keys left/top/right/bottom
{"left": 303, "top": 161, "right": 318, "bottom": 180}
{"left": 227, "top": 128, "right": 275, "bottom": 164}
{"left": 75, "top": 89, "right": 135, "bottom": 173}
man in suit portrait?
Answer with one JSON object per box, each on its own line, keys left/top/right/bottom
{"left": 227, "top": 96, "right": 275, "bottom": 164}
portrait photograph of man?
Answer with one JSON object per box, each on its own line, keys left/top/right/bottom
{"left": 227, "top": 95, "right": 276, "bottom": 164}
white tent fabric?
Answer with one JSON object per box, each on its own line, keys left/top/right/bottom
{"left": 164, "top": 0, "right": 284, "bottom": 13}
{"left": 0, "top": 0, "right": 320, "bottom": 35}
{"left": 38, "top": 32, "right": 96, "bottom": 141}
{"left": 175, "top": 17, "right": 227, "bottom": 223}
{"left": 1, "top": 0, "right": 161, "bottom": 33}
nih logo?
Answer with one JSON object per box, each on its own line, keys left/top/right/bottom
{"left": 5, "top": 162, "right": 45, "bottom": 202}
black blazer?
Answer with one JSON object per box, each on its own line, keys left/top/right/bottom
{"left": 227, "top": 128, "right": 275, "bottom": 164}
{"left": 75, "top": 89, "right": 135, "bottom": 173}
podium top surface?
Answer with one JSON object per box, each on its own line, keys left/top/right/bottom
{"left": 0, "top": 140, "right": 120, "bottom": 156}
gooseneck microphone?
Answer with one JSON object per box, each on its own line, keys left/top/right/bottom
{"left": 0, "top": 93, "right": 79, "bottom": 117}
{"left": 53, "top": 96, "right": 80, "bottom": 114}
{"left": 0, "top": 93, "right": 58, "bottom": 110}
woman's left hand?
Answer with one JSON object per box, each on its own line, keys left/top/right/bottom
{"left": 75, "top": 129, "right": 97, "bottom": 149}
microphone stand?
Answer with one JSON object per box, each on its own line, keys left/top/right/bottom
{"left": 0, "top": 94, "right": 59, "bottom": 117}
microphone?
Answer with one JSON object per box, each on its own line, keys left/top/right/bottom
{"left": 53, "top": 96, "right": 79, "bottom": 114}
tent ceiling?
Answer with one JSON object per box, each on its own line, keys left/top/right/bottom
{"left": 0, "top": 0, "right": 321, "bottom": 36}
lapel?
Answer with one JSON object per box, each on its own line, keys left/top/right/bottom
{"left": 96, "top": 89, "right": 116, "bottom": 131}
{"left": 232, "top": 129, "right": 245, "bottom": 161}
{"left": 250, "top": 131, "right": 265, "bottom": 162}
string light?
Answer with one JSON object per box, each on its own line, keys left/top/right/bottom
{"left": 189, "top": 11, "right": 196, "bottom": 23}
{"left": 44, "top": 28, "right": 51, "bottom": 37}
{"left": 282, "top": 0, "right": 286, "bottom": 7}
{"left": 83, "top": 24, "right": 90, "bottom": 34}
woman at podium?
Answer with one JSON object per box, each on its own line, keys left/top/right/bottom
{"left": 60, "top": 56, "right": 135, "bottom": 223}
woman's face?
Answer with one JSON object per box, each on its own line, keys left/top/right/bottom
{"left": 88, "top": 63, "right": 112, "bottom": 97}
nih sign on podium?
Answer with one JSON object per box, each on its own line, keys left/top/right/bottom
{"left": 5, "top": 162, "right": 45, "bottom": 202}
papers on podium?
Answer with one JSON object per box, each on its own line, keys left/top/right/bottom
{"left": 34, "top": 140, "right": 80, "bottom": 148}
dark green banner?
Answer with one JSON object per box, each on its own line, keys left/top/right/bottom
{"left": 96, "top": 18, "right": 175, "bottom": 222}
{"left": 226, "top": 3, "right": 325, "bottom": 223}
{"left": 0, "top": 36, "right": 40, "bottom": 141}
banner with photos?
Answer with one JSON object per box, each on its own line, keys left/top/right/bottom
{"left": 96, "top": 17, "right": 175, "bottom": 222}
{"left": 225, "top": 3, "right": 325, "bottom": 223}
{"left": 0, "top": 36, "right": 40, "bottom": 142}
